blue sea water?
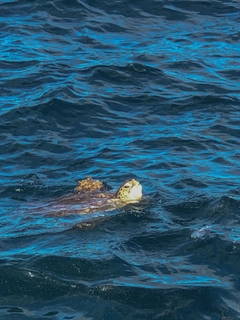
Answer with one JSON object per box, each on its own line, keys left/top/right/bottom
{"left": 0, "top": 0, "right": 240, "bottom": 319}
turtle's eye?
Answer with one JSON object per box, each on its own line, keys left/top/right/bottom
{"left": 124, "top": 184, "right": 130, "bottom": 188}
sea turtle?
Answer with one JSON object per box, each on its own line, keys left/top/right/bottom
{"left": 47, "top": 177, "right": 143, "bottom": 216}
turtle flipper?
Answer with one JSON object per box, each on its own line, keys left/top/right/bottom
{"left": 74, "top": 177, "right": 105, "bottom": 194}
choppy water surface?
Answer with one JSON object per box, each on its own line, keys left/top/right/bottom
{"left": 1, "top": 0, "right": 240, "bottom": 319}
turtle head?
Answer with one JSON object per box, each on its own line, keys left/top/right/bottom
{"left": 116, "top": 179, "right": 142, "bottom": 202}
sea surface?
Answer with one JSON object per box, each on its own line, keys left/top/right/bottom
{"left": 1, "top": 0, "right": 240, "bottom": 319}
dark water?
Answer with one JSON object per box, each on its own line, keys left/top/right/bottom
{"left": 1, "top": 0, "right": 240, "bottom": 319}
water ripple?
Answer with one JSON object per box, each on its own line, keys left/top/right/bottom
{"left": 1, "top": 0, "right": 240, "bottom": 318}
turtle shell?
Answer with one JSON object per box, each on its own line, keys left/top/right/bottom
{"left": 74, "top": 176, "right": 105, "bottom": 193}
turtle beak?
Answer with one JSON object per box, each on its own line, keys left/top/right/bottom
{"left": 130, "top": 180, "right": 142, "bottom": 201}
{"left": 131, "top": 179, "right": 139, "bottom": 186}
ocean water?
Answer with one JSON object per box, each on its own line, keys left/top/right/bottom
{"left": 1, "top": 0, "right": 240, "bottom": 319}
